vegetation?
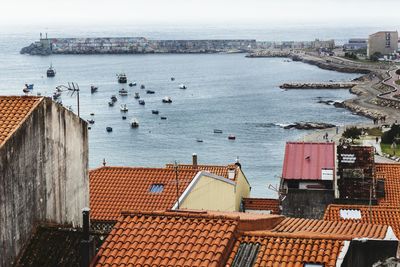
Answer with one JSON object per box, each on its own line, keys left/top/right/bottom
{"left": 396, "top": 80, "right": 400, "bottom": 86}
{"left": 344, "top": 52, "right": 358, "bottom": 60}
{"left": 396, "top": 69, "right": 400, "bottom": 75}
{"left": 370, "top": 52, "right": 383, "bottom": 62}
{"left": 364, "top": 127, "right": 382, "bottom": 136}
{"left": 381, "top": 124, "right": 400, "bottom": 144}
{"left": 381, "top": 143, "right": 400, "bottom": 156}
{"left": 342, "top": 126, "right": 362, "bottom": 142}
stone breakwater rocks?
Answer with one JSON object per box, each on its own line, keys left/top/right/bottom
{"left": 342, "top": 101, "right": 384, "bottom": 120}
{"left": 245, "top": 50, "right": 291, "bottom": 58}
{"left": 280, "top": 82, "right": 358, "bottom": 89}
{"left": 283, "top": 122, "right": 336, "bottom": 130}
{"left": 21, "top": 37, "right": 257, "bottom": 55}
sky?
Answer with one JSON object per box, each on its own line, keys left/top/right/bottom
{"left": 1, "top": 0, "right": 399, "bottom": 27}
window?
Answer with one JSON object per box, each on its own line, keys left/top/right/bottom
{"left": 339, "top": 209, "right": 362, "bottom": 219}
{"left": 149, "top": 184, "right": 164, "bottom": 193}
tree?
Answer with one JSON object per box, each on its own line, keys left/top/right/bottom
{"left": 382, "top": 124, "right": 400, "bottom": 144}
{"left": 370, "top": 52, "right": 382, "bottom": 62}
{"left": 342, "top": 126, "right": 362, "bottom": 143}
{"left": 396, "top": 69, "right": 400, "bottom": 76}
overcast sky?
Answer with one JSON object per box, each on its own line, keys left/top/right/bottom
{"left": 1, "top": 0, "right": 399, "bottom": 26}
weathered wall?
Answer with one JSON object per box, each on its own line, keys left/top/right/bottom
{"left": 282, "top": 189, "right": 334, "bottom": 219}
{"left": 234, "top": 169, "right": 251, "bottom": 211}
{"left": 0, "top": 98, "right": 88, "bottom": 267}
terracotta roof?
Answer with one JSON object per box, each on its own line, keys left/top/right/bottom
{"left": 376, "top": 163, "right": 400, "bottom": 207}
{"left": 165, "top": 163, "right": 239, "bottom": 180}
{"left": 242, "top": 198, "right": 281, "bottom": 214}
{"left": 226, "top": 233, "right": 344, "bottom": 267}
{"left": 282, "top": 142, "right": 335, "bottom": 180}
{"left": 324, "top": 204, "right": 400, "bottom": 238}
{"left": 0, "top": 96, "right": 42, "bottom": 147}
{"left": 93, "top": 211, "right": 238, "bottom": 267}
{"left": 271, "top": 217, "right": 388, "bottom": 239}
{"left": 89, "top": 167, "right": 198, "bottom": 221}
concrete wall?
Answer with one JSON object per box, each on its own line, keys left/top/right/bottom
{"left": 367, "top": 31, "right": 398, "bottom": 57}
{"left": 179, "top": 174, "right": 236, "bottom": 211}
{"left": 234, "top": 169, "right": 251, "bottom": 211}
{"left": 0, "top": 98, "right": 89, "bottom": 267}
{"left": 282, "top": 189, "right": 334, "bottom": 219}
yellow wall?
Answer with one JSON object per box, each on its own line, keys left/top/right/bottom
{"left": 235, "top": 169, "right": 251, "bottom": 210}
{"left": 180, "top": 174, "right": 236, "bottom": 211}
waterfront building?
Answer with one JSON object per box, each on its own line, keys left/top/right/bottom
{"left": 0, "top": 96, "right": 89, "bottom": 266}
{"left": 367, "top": 31, "right": 399, "bottom": 58}
{"left": 89, "top": 156, "right": 251, "bottom": 231}
{"left": 280, "top": 142, "right": 336, "bottom": 219}
{"left": 343, "top": 38, "right": 368, "bottom": 51}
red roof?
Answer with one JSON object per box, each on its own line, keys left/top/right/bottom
{"left": 242, "top": 198, "right": 281, "bottom": 214}
{"left": 282, "top": 142, "right": 335, "bottom": 180}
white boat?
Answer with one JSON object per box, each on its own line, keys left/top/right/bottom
{"left": 162, "top": 96, "right": 172, "bottom": 103}
{"left": 179, "top": 84, "right": 187, "bottom": 89}
{"left": 120, "top": 104, "right": 128, "bottom": 112}
{"left": 134, "top": 92, "right": 140, "bottom": 99}
{"left": 131, "top": 118, "right": 139, "bottom": 128}
{"left": 119, "top": 88, "right": 128, "bottom": 96}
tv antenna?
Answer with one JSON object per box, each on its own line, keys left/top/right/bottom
{"left": 55, "top": 82, "right": 80, "bottom": 117}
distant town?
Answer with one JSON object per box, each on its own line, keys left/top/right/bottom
{"left": 1, "top": 30, "right": 400, "bottom": 267}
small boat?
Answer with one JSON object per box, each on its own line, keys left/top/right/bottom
{"left": 196, "top": 138, "right": 203, "bottom": 143}
{"left": 91, "top": 85, "right": 98, "bottom": 94}
{"left": 119, "top": 88, "right": 128, "bottom": 96}
{"left": 134, "top": 92, "right": 140, "bottom": 99}
{"left": 138, "top": 100, "right": 145, "bottom": 105}
{"left": 228, "top": 135, "right": 236, "bottom": 140}
{"left": 53, "top": 91, "right": 61, "bottom": 100}
{"left": 88, "top": 127, "right": 91, "bottom": 130}
{"left": 162, "top": 96, "right": 172, "bottom": 103}
{"left": 120, "top": 104, "right": 128, "bottom": 112}
{"left": 214, "top": 129, "right": 223, "bottom": 134}
{"left": 140, "top": 84, "right": 145, "bottom": 89}
{"left": 128, "top": 82, "right": 137, "bottom": 87}
{"left": 90, "top": 113, "right": 95, "bottom": 116}
{"left": 111, "top": 95, "right": 117, "bottom": 102}
{"left": 47, "top": 64, "right": 56, "bottom": 77}
{"left": 108, "top": 101, "right": 114, "bottom": 107}
{"left": 179, "top": 84, "right": 187, "bottom": 89}
{"left": 106, "top": 127, "right": 113, "bottom": 132}
{"left": 25, "top": 84, "right": 34, "bottom": 90}
{"left": 131, "top": 118, "right": 139, "bottom": 128}
{"left": 152, "top": 110, "right": 159, "bottom": 115}
{"left": 23, "top": 88, "right": 30, "bottom": 94}
{"left": 117, "top": 73, "right": 127, "bottom": 83}
{"left": 160, "top": 116, "right": 167, "bottom": 120}
{"left": 171, "top": 77, "right": 175, "bottom": 81}
{"left": 146, "top": 90, "right": 155, "bottom": 94}
{"left": 122, "top": 116, "right": 127, "bottom": 120}
{"left": 88, "top": 119, "right": 95, "bottom": 124}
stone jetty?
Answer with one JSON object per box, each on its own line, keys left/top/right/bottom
{"left": 283, "top": 122, "right": 336, "bottom": 130}
{"left": 21, "top": 37, "right": 257, "bottom": 55}
{"left": 280, "top": 82, "right": 358, "bottom": 89}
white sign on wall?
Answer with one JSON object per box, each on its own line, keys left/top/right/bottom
{"left": 321, "top": 169, "right": 334, "bottom": 180}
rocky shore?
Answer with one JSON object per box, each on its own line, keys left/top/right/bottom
{"left": 280, "top": 82, "right": 358, "bottom": 89}
{"left": 282, "top": 122, "right": 336, "bottom": 130}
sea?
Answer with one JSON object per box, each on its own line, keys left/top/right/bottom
{"left": 2, "top": 23, "right": 396, "bottom": 197}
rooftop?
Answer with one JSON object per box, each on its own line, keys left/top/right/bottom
{"left": 376, "top": 163, "right": 400, "bottom": 207}
{"left": 89, "top": 167, "right": 199, "bottom": 221}
{"left": 282, "top": 142, "right": 335, "bottom": 181}
{"left": 242, "top": 198, "right": 281, "bottom": 214}
{"left": 0, "top": 96, "right": 42, "bottom": 147}
{"left": 165, "top": 163, "right": 239, "bottom": 180}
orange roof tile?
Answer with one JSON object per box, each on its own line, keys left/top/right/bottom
{"left": 0, "top": 96, "right": 42, "bottom": 147}
{"left": 271, "top": 217, "right": 388, "bottom": 239}
{"left": 165, "top": 163, "right": 239, "bottom": 180}
{"left": 89, "top": 167, "right": 199, "bottom": 221}
{"left": 242, "top": 198, "right": 281, "bottom": 214}
{"left": 324, "top": 204, "right": 400, "bottom": 238}
{"left": 376, "top": 163, "right": 400, "bottom": 207}
{"left": 226, "top": 233, "right": 344, "bottom": 267}
{"left": 93, "top": 210, "right": 239, "bottom": 267}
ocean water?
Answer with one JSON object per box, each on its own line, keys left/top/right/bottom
{"left": 0, "top": 25, "right": 373, "bottom": 197}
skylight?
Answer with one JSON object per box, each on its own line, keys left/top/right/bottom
{"left": 339, "top": 209, "right": 362, "bottom": 219}
{"left": 304, "top": 264, "right": 323, "bottom": 267}
{"left": 149, "top": 184, "right": 164, "bottom": 193}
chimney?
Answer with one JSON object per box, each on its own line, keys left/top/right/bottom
{"left": 192, "top": 153, "right": 198, "bottom": 167}
{"left": 228, "top": 168, "right": 236, "bottom": 180}
{"left": 235, "top": 156, "right": 242, "bottom": 169}
{"left": 80, "top": 208, "right": 94, "bottom": 267}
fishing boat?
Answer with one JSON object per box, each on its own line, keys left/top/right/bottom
{"left": 128, "top": 82, "right": 137, "bottom": 87}
{"left": 134, "top": 92, "right": 140, "bottom": 99}
{"left": 171, "top": 77, "right": 175, "bottom": 81}
{"left": 146, "top": 90, "right": 155, "bottom": 94}
{"left": 152, "top": 110, "right": 159, "bottom": 115}
{"left": 25, "top": 84, "right": 34, "bottom": 90}
{"left": 91, "top": 85, "right": 98, "bottom": 94}
{"left": 179, "top": 84, "right": 187, "bottom": 89}
{"left": 23, "top": 87, "right": 30, "bottom": 94}
{"left": 160, "top": 116, "right": 167, "bottom": 120}
{"left": 111, "top": 95, "right": 117, "bottom": 102}
{"left": 47, "top": 64, "right": 56, "bottom": 77}
{"left": 196, "top": 138, "right": 203, "bottom": 143}
{"left": 138, "top": 100, "right": 145, "bottom": 105}
{"left": 162, "top": 96, "right": 172, "bottom": 103}
{"left": 140, "top": 84, "right": 145, "bottom": 89}
{"left": 117, "top": 73, "right": 127, "bottom": 83}
{"left": 88, "top": 119, "right": 95, "bottom": 124}
{"left": 131, "top": 118, "right": 139, "bottom": 128}
{"left": 53, "top": 91, "right": 61, "bottom": 100}
{"left": 108, "top": 101, "right": 114, "bottom": 107}
{"left": 122, "top": 116, "right": 127, "bottom": 120}
{"left": 119, "top": 88, "right": 128, "bottom": 96}
{"left": 213, "top": 129, "right": 223, "bottom": 134}
{"left": 228, "top": 135, "right": 236, "bottom": 140}
{"left": 106, "top": 127, "right": 113, "bottom": 132}
{"left": 90, "top": 113, "right": 95, "bottom": 116}
{"left": 120, "top": 104, "right": 128, "bottom": 112}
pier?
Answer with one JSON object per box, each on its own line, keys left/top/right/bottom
{"left": 280, "top": 82, "right": 359, "bottom": 89}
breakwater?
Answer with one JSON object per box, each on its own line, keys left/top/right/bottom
{"left": 280, "top": 82, "right": 358, "bottom": 89}
{"left": 20, "top": 37, "right": 257, "bottom": 55}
